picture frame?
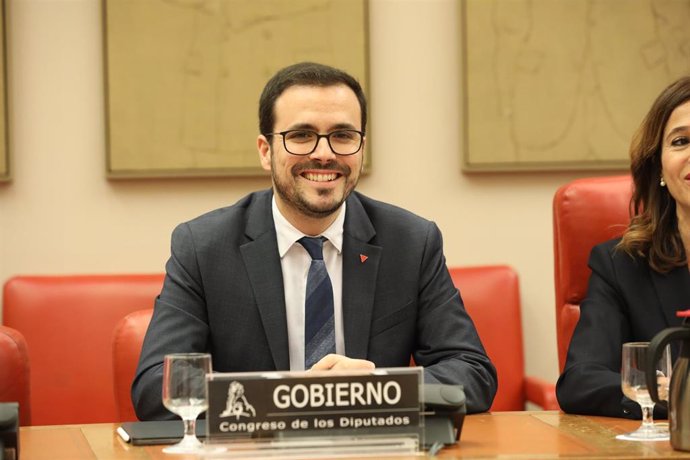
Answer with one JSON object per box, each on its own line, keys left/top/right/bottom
{"left": 102, "top": 0, "right": 369, "bottom": 179}
{"left": 461, "top": 0, "right": 690, "bottom": 172}
{"left": 0, "top": 0, "right": 9, "bottom": 182}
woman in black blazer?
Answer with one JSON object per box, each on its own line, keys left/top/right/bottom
{"left": 557, "top": 76, "right": 690, "bottom": 419}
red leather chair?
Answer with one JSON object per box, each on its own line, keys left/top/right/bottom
{"left": 449, "top": 265, "right": 558, "bottom": 411}
{"left": 2, "top": 274, "right": 164, "bottom": 425}
{"left": 553, "top": 175, "right": 633, "bottom": 372}
{"left": 0, "top": 326, "right": 31, "bottom": 425}
{"left": 113, "top": 308, "right": 153, "bottom": 422}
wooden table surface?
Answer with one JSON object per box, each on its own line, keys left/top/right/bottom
{"left": 19, "top": 411, "right": 690, "bottom": 459}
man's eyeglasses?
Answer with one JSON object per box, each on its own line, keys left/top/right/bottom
{"left": 264, "top": 129, "right": 364, "bottom": 156}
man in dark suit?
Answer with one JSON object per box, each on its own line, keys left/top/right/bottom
{"left": 132, "top": 62, "right": 497, "bottom": 420}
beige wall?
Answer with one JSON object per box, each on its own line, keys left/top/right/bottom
{"left": 0, "top": 0, "right": 624, "bottom": 384}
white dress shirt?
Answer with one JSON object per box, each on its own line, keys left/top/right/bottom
{"left": 272, "top": 197, "right": 345, "bottom": 370}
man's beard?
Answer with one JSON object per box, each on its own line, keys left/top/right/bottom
{"left": 271, "top": 158, "right": 357, "bottom": 219}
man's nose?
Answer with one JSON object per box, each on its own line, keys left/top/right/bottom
{"left": 309, "top": 136, "right": 336, "bottom": 160}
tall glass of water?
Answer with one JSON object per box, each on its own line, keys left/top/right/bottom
{"left": 616, "top": 342, "right": 671, "bottom": 441}
{"left": 162, "top": 353, "right": 212, "bottom": 454}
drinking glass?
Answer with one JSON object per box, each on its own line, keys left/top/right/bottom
{"left": 616, "top": 342, "right": 671, "bottom": 441}
{"left": 162, "top": 353, "right": 212, "bottom": 454}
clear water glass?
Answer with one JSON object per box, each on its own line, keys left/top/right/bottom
{"left": 616, "top": 342, "right": 671, "bottom": 441}
{"left": 162, "top": 353, "right": 211, "bottom": 454}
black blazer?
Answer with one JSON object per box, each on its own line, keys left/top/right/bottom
{"left": 557, "top": 238, "right": 690, "bottom": 418}
{"left": 132, "top": 190, "right": 497, "bottom": 419}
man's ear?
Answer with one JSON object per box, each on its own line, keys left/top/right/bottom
{"left": 257, "top": 135, "right": 272, "bottom": 171}
{"left": 360, "top": 136, "right": 366, "bottom": 173}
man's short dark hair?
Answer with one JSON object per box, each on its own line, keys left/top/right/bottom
{"left": 259, "top": 62, "right": 367, "bottom": 136}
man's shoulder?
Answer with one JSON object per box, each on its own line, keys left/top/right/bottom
{"left": 351, "top": 192, "right": 432, "bottom": 226}
{"left": 184, "top": 189, "right": 271, "bottom": 228}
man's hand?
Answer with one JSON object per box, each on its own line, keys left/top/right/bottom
{"left": 309, "top": 354, "right": 375, "bottom": 371}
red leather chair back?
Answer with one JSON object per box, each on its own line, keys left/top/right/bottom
{"left": 0, "top": 326, "right": 31, "bottom": 425}
{"left": 2, "top": 274, "right": 164, "bottom": 425}
{"left": 553, "top": 175, "right": 633, "bottom": 371}
{"left": 449, "top": 265, "right": 526, "bottom": 411}
{"left": 113, "top": 309, "right": 153, "bottom": 422}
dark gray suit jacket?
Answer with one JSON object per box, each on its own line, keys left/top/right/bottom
{"left": 557, "top": 238, "right": 690, "bottom": 418}
{"left": 132, "top": 190, "right": 497, "bottom": 419}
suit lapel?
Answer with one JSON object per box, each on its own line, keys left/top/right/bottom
{"left": 240, "top": 191, "right": 290, "bottom": 370}
{"left": 651, "top": 265, "right": 690, "bottom": 327}
{"left": 342, "top": 194, "right": 381, "bottom": 359}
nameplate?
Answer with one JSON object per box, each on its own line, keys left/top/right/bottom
{"left": 205, "top": 368, "right": 422, "bottom": 441}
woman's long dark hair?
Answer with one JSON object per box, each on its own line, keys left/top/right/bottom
{"left": 618, "top": 76, "right": 690, "bottom": 272}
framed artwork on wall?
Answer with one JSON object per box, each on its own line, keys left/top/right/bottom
{"left": 103, "top": 0, "right": 369, "bottom": 178}
{"left": 461, "top": 0, "right": 690, "bottom": 172}
{"left": 0, "top": 0, "right": 8, "bottom": 182}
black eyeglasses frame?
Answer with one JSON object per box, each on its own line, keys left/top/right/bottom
{"left": 263, "top": 129, "right": 364, "bottom": 156}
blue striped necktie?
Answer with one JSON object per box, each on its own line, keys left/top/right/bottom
{"left": 298, "top": 236, "right": 335, "bottom": 369}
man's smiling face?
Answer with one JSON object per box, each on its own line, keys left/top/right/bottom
{"left": 257, "top": 84, "right": 364, "bottom": 227}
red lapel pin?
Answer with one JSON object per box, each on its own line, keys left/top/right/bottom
{"left": 360, "top": 254, "right": 368, "bottom": 263}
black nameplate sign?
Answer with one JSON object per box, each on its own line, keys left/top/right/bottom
{"left": 206, "top": 369, "right": 421, "bottom": 441}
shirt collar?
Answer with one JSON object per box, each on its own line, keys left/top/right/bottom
{"left": 272, "top": 196, "right": 345, "bottom": 257}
